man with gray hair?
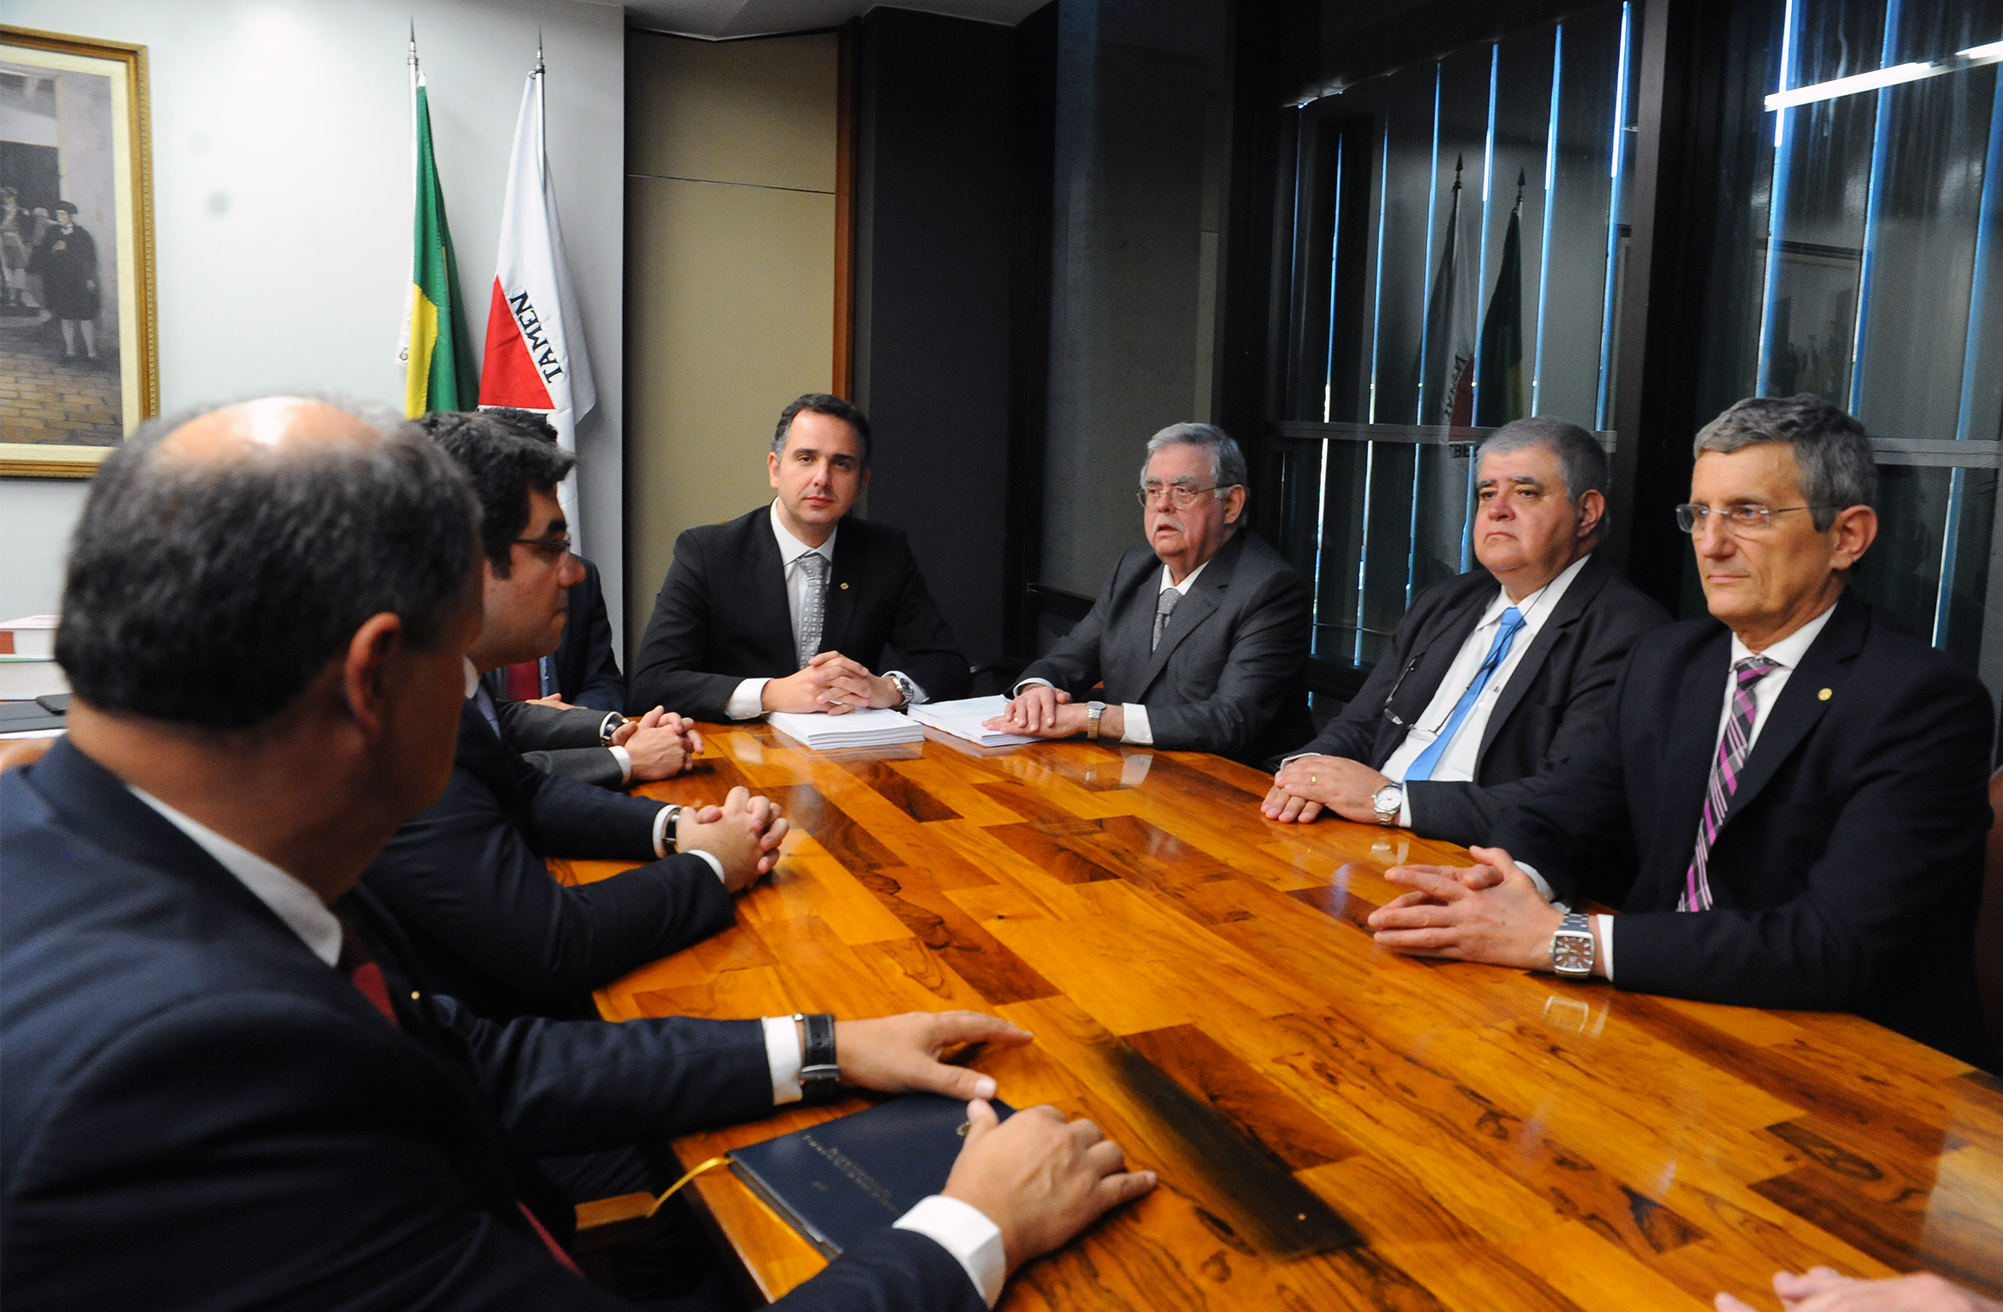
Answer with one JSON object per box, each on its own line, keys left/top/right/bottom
{"left": 988, "top": 422, "right": 1312, "bottom": 764}
{"left": 1263, "top": 415, "right": 1667, "bottom": 846}
{"left": 1369, "top": 395, "right": 1992, "bottom": 1067}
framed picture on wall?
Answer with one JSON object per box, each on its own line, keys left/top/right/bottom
{"left": 0, "top": 25, "right": 157, "bottom": 477}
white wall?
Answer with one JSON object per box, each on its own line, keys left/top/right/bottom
{"left": 0, "top": 0, "right": 629, "bottom": 648}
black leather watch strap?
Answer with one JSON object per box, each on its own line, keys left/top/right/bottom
{"left": 797, "top": 1012, "right": 839, "bottom": 1104}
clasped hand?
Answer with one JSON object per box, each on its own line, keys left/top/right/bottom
{"left": 1260, "top": 754, "right": 1390, "bottom": 824}
{"left": 983, "top": 685, "right": 1123, "bottom": 740}
{"left": 837, "top": 1011, "right": 1157, "bottom": 1279}
{"left": 610, "top": 707, "right": 703, "bottom": 782}
{"left": 763, "top": 651, "right": 901, "bottom": 715}
{"left": 675, "top": 785, "right": 789, "bottom": 892}
{"left": 1365, "top": 845, "right": 1569, "bottom": 972}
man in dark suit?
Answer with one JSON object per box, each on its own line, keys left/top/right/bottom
{"left": 987, "top": 423, "right": 1311, "bottom": 765}
{"left": 485, "top": 555, "right": 628, "bottom": 712}
{"left": 1369, "top": 395, "right": 1993, "bottom": 1067}
{"left": 365, "top": 412, "right": 788, "bottom": 1020}
{"left": 629, "top": 393, "right": 969, "bottom": 722}
{"left": 0, "top": 394, "right": 1153, "bottom": 1309}
{"left": 1261, "top": 417, "right": 1668, "bottom": 847}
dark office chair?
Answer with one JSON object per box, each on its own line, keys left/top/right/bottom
{"left": 1979, "top": 768, "right": 2003, "bottom": 1069}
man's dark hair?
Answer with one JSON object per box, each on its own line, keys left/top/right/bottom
{"left": 417, "top": 410, "right": 576, "bottom": 576}
{"left": 771, "top": 393, "right": 871, "bottom": 466}
{"left": 1693, "top": 394, "right": 1876, "bottom": 530}
{"left": 1477, "top": 416, "right": 1611, "bottom": 506}
{"left": 484, "top": 406, "right": 558, "bottom": 443}
{"left": 57, "top": 398, "right": 479, "bottom": 730}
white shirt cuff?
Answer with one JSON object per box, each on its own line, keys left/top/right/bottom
{"left": 893, "top": 1195, "right": 1006, "bottom": 1307}
{"left": 1398, "top": 791, "right": 1413, "bottom": 827}
{"left": 652, "top": 806, "right": 673, "bottom": 859}
{"left": 1121, "top": 703, "right": 1151, "bottom": 745}
{"left": 727, "top": 678, "right": 769, "bottom": 721}
{"left": 608, "top": 745, "right": 633, "bottom": 785}
{"left": 1515, "top": 861, "right": 1558, "bottom": 904}
{"left": 884, "top": 670, "right": 928, "bottom": 707}
{"left": 1011, "top": 676, "right": 1053, "bottom": 697}
{"left": 1595, "top": 914, "right": 1615, "bottom": 982}
{"left": 762, "top": 1014, "right": 803, "bottom": 1104}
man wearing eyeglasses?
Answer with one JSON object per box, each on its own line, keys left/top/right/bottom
{"left": 361, "top": 413, "right": 790, "bottom": 1023}
{"left": 1260, "top": 417, "right": 1667, "bottom": 847}
{"left": 1368, "top": 395, "right": 1992, "bottom": 1067}
{"left": 987, "top": 423, "right": 1312, "bottom": 765}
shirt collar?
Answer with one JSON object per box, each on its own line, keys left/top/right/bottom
{"left": 1483, "top": 551, "right": 1592, "bottom": 626}
{"left": 1728, "top": 598, "right": 1838, "bottom": 671}
{"left": 1158, "top": 559, "right": 1209, "bottom": 596}
{"left": 770, "top": 499, "right": 837, "bottom": 566}
{"left": 127, "top": 787, "right": 344, "bottom": 967}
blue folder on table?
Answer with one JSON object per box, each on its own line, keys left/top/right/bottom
{"left": 729, "top": 1094, "right": 1013, "bottom": 1258}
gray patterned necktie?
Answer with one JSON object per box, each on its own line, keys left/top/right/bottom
{"left": 796, "top": 552, "right": 830, "bottom": 669}
{"left": 1152, "top": 586, "right": 1182, "bottom": 651}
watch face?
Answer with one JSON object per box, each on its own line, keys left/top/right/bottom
{"left": 1373, "top": 785, "right": 1400, "bottom": 810}
{"left": 1552, "top": 931, "right": 1594, "bottom": 974}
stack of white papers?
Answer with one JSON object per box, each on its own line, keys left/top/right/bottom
{"left": 767, "top": 708, "right": 926, "bottom": 751}
{"left": 909, "top": 695, "right": 1037, "bottom": 748}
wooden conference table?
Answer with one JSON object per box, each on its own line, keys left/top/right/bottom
{"left": 555, "top": 720, "right": 2003, "bottom": 1311}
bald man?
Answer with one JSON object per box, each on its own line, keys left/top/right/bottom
{"left": 1, "top": 396, "right": 1154, "bottom": 1310}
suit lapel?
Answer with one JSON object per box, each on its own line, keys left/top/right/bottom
{"left": 1133, "top": 533, "right": 1242, "bottom": 697}
{"left": 1474, "top": 556, "right": 1609, "bottom": 764}
{"left": 747, "top": 510, "right": 800, "bottom": 667}
{"left": 1718, "top": 594, "right": 1866, "bottom": 824}
{"left": 822, "top": 519, "right": 861, "bottom": 656}
{"left": 1658, "top": 625, "right": 1733, "bottom": 859}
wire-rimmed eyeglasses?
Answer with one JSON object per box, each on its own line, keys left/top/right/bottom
{"left": 1136, "top": 482, "right": 1233, "bottom": 509}
{"left": 1674, "top": 504, "right": 1830, "bottom": 535}
{"left": 513, "top": 534, "right": 574, "bottom": 563}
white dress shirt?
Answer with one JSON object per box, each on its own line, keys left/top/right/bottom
{"left": 1522, "top": 600, "right": 1838, "bottom": 982}
{"left": 724, "top": 502, "right": 928, "bottom": 720}
{"left": 131, "top": 787, "right": 1003, "bottom": 1304}
{"left": 1014, "top": 558, "right": 1210, "bottom": 745}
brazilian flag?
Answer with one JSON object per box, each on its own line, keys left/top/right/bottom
{"left": 401, "top": 77, "right": 478, "bottom": 417}
{"left": 1475, "top": 198, "right": 1525, "bottom": 427}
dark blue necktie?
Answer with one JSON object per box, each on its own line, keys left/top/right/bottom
{"left": 1404, "top": 606, "right": 1526, "bottom": 781}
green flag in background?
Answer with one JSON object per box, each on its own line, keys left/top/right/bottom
{"left": 1475, "top": 177, "right": 1526, "bottom": 428}
{"left": 400, "top": 72, "right": 478, "bottom": 417}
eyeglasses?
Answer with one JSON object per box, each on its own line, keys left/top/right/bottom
{"left": 1674, "top": 504, "right": 1830, "bottom": 534}
{"left": 1136, "top": 482, "right": 1233, "bottom": 508}
{"left": 512, "top": 534, "right": 574, "bottom": 563}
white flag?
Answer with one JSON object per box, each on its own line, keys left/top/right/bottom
{"left": 478, "top": 64, "right": 596, "bottom": 552}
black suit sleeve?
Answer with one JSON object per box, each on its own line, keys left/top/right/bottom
{"left": 1403, "top": 595, "right": 1666, "bottom": 848}
{"left": 628, "top": 528, "right": 745, "bottom": 721}
{"left": 368, "top": 771, "right": 735, "bottom": 1005}
{"left": 496, "top": 703, "right": 627, "bottom": 790}
{"left": 1143, "top": 566, "right": 1312, "bottom": 759}
{"left": 882, "top": 549, "right": 970, "bottom": 701}
{"left": 1271, "top": 601, "right": 1433, "bottom": 770}
{"left": 1609, "top": 669, "right": 1993, "bottom": 1012}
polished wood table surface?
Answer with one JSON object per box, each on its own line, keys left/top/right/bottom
{"left": 555, "top": 721, "right": 2003, "bottom": 1310}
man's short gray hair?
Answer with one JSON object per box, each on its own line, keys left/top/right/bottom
{"left": 1139, "top": 422, "right": 1248, "bottom": 495}
{"left": 1693, "top": 394, "right": 1875, "bottom": 530}
{"left": 1475, "top": 415, "right": 1609, "bottom": 505}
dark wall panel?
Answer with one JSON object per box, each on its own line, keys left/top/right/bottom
{"left": 853, "top": 8, "right": 1016, "bottom": 668}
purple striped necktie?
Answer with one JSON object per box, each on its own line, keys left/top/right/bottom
{"left": 1680, "top": 655, "right": 1780, "bottom": 912}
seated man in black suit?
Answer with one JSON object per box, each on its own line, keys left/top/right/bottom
{"left": 1369, "top": 395, "right": 1993, "bottom": 1066}
{"left": 0, "top": 394, "right": 1152, "bottom": 1309}
{"left": 1261, "top": 417, "right": 1668, "bottom": 847}
{"left": 629, "top": 392, "right": 969, "bottom": 722}
{"left": 482, "top": 408, "right": 627, "bottom": 714}
{"left": 986, "top": 423, "right": 1312, "bottom": 765}
{"left": 364, "top": 412, "right": 788, "bottom": 1020}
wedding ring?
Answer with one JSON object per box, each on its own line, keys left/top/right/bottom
{"left": 1310, "top": 775, "right": 1317, "bottom": 784}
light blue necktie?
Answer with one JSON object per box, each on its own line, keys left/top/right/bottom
{"left": 1404, "top": 606, "right": 1526, "bottom": 782}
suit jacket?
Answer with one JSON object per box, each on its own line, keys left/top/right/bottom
{"left": 1017, "top": 530, "right": 1313, "bottom": 765}
{"left": 1491, "top": 595, "right": 1994, "bottom": 1067}
{"left": 629, "top": 507, "right": 970, "bottom": 720}
{"left": 360, "top": 700, "right": 736, "bottom": 1020}
{"left": 491, "top": 695, "right": 627, "bottom": 790}
{"left": 556, "top": 556, "right": 627, "bottom": 712}
{"left": 1286, "top": 552, "right": 1669, "bottom": 846}
{"left": 0, "top": 740, "right": 983, "bottom": 1311}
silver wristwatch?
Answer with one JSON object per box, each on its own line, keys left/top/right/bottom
{"left": 1085, "top": 700, "right": 1107, "bottom": 740}
{"left": 1371, "top": 782, "right": 1404, "bottom": 826}
{"left": 1551, "top": 912, "right": 1596, "bottom": 977}
{"left": 884, "top": 670, "right": 920, "bottom": 708}
{"left": 597, "top": 712, "right": 623, "bottom": 746}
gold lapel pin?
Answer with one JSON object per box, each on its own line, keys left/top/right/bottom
{"left": 1818, "top": 687, "right": 1832, "bottom": 701}
{"left": 839, "top": 582, "right": 849, "bottom": 590}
